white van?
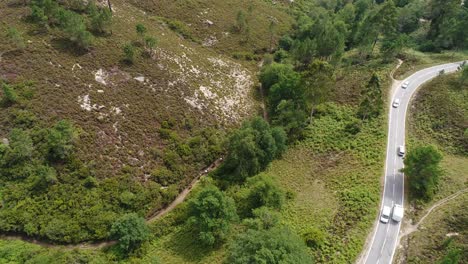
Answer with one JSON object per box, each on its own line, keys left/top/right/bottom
{"left": 398, "top": 145, "right": 405, "bottom": 156}
{"left": 392, "top": 204, "right": 404, "bottom": 222}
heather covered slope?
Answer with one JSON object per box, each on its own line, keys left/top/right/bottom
{"left": 0, "top": 0, "right": 291, "bottom": 243}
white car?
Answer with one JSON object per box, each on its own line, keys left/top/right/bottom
{"left": 392, "top": 98, "right": 400, "bottom": 108}
{"left": 397, "top": 145, "right": 405, "bottom": 157}
{"left": 401, "top": 81, "right": 409, "bottom": 89}
{"left": 380, "top": 206, "right": 391, "bottom": 223}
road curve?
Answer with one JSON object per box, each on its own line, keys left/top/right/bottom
{"left": 361, "top": 61, "right": 466, "bottom": 264}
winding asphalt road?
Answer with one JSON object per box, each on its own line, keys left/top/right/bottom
{"left": 361, "top": 61, "right": 466, "bottom": 264}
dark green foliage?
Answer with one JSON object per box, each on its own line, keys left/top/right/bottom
{"left": 29, "top": 165, "right": 58, "bottom": 192}
{"left": 225, "top": 226, "right": 312, "bottom": 264}
{"left": 88, "top": 1, "right": 112, "bottom": 34}
{"left": 402, "top": 145, "right": 443, "bottom": 201}
{"left": 301, "top": 59, "right": 335, "bottom": 118}
{"left": 46, "top": 120, "right": 78, "bottom": 162}
{"left": 357, "top": 73, "right": 383, "bottom": 120}
{"left": 3, "top": 128, "right": 33, "bottom": 167}
{"left": 123, "top": 43, "right": 136, "bottom": 63}
{"left": 236, "top": 174, "right": 285, "bottom": 217}
{"left": 136, "top": 23, "right": 147, "bottom": 40}
{"left": 28, "top": 0, "right": 106, "bottom": 49}
{"left": 355, "top": 0, "right": 398, "bottom": 56}
{"left": 144, "top": 35, "right": 158, "bottom": 57}
{"left": 242, "top": 207, "right": 281, "bottom": 230}
{"left": 110, "top": 213, "right": 150, "bottom": 253}
{"left": 1, "top": 82, "right": 19, "bottom": 106}
{"left": 426, "top": 0, "right": 468, "bottom": 50}
{"left": 260, "top": 63, "right": 307, "bottom": 139}
{"left": 217, "top": 117, "right": 286, "bottom": 182}
{"left": 61, "top": 10, "right": 93, "bottom": 49}
{"left": 187, "top": 185, "right": 238, "bottom": 246}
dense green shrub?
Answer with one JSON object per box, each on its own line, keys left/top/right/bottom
{"left": 217, "top": 117, "right": 286, "bottom": 182}
{"left": 110, "top": 213, "right": 150, "bottom": 253}
{"left": 187, "top": 185, "right": 238, "bottom": 246}
{"left": 123, "top": 43, "right": 136, "bottom": 63}
{"left": 225, "top": 226, "right": 312, "bottom": 264}
{"left": 236, "top": 174, "right": 285, "bottom": 217}
{"left": 402, "top": 145, "right": 443, "bottom": 201}
{"left": 1, "top": 82, "right": 19, "bottom": 106}
{"left": 46, "top": 120, "right": 78, "bottom": 161}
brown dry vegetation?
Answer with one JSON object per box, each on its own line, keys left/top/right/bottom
{"left": 0, "top": 0, "right": 265, "bottom": 183}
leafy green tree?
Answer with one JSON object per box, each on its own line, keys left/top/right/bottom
{"left": 427, "top": 0, "right": 460, "bottom": 50}
{"left": 237, "top": 174, "right": 285, "bottom": 217}
{"left": 187, "top": 185, "right": 238, "bottom": 246}
{"left": 46, "top": 120, "right": 77, "bottom": 161}
{"left": 30, "top": 0, "right": 60, "bottom": 26}
{"left": 381, "top": 34, "right": 408, "bottom": 62}
{"left": 356, "top": 0, "right": 398, "bottom": 56}
{"left": 88, "top": 2, "right": 112, "bottom": 34}
{"left": 225, "top": 226, "right": 312, "bottom": 264}
{"left": 123, "top": 43, "right": 136, "bottom": 63}
{"left": 61, "top": 10, "right": 93, "bottom": 49}
{"left": 110, "top": 213, "right": 150, "bottom": 253}
{"left": 357, "top": 73, "right": 383, "bottom": 120}
{"left": 6, "top": 27, "right": 26, "bottom": 50}
{"left": 402, "top": 145, "right": 443, "bottom": 201}
{"left": 218, "top": 117, "right": 286, "bottom": 182}
{"left": 1, "top": 83, "right": 19, "bottom": 106}
{"left": 301, "top": 59, "right": 335, "bottom": 121}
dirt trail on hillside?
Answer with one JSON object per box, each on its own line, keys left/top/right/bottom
{"left": 399, "top": 188, "right": 468, "bottom": 240}
{"left": 146, "top": 157, "right": 223, "bottom": 223}
{"left": 0, "top": 158, "right": 223, "bottom": 249}
{"left": 395, "top": 188, "right": 468, "bottom": 264}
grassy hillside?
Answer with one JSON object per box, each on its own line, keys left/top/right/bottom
{"left": 0, "top": 0, "right": 270, "bottom": 243}
{"left": 396, "top": 72, "right": 468, "bottom": 263}
{"left": 125, "top": 0, "right": 294, "bottom": 55}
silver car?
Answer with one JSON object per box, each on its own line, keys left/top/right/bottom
{"left": 392, "top": 98, "right": 400, "bottom": 108}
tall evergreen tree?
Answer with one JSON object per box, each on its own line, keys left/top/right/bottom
{"left": 358, "top": 73, "right": 383, "bottom": 120}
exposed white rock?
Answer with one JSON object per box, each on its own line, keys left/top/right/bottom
{"left": 134, "top": 76, "right": 145, "bottom": 82}
{"left": 94, "top": 69, "right": 108, "bottom": 85}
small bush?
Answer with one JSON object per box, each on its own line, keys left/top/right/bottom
{"left": 1, "top": 83, "right": 19, "bottom": 106}
{"left": 122, "top": 43, "right": 136, "bottom": 64}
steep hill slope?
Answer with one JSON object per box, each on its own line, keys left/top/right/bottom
{"left": 0, "top": 0, "right": 289, "bottom": 243}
